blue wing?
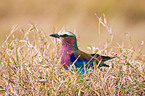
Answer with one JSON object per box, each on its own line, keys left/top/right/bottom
{"left": 70, "top": 53, "right": 95, "bottom": 75}
{"left": 70, "top": 53, "right": 93, "bottom": 68}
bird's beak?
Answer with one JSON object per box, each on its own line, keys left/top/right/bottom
{"left": 50, "top": 33, "right": 60, "bottom": 38}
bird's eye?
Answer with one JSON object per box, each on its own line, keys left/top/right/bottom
{"left": 63, "top": 34, "right": 68, "bottom": 37}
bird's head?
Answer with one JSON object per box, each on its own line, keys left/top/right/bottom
{"left": 50, "top": 30, "right": 78, "bottom": 50}
{"left": 50, "top": 30, "right": 76, "bottom": 38}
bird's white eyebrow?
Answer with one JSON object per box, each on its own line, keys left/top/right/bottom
{"left": 58, "top": 31, "right": 72, "bottom": 36}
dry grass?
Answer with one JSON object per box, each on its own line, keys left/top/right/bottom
{"left": 0, "top": 17, "right": 145, "bottom": 95}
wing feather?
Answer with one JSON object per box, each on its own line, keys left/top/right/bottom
{"left": 73, "top": 50, "right": 103, "bottom": 64}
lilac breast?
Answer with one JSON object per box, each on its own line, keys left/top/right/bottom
{"left": 59, "top": 39, "right": 74, "bottom": 69}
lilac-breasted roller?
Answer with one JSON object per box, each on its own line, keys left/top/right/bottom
{"left": 50, "top": 31, "right": 117, "bottom": 75}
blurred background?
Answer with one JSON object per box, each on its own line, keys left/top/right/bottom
{"left": 0, "top": 0, "right": 145, "bottom": 53}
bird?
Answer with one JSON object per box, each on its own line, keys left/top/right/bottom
{"left": 50, "top": 30, "right": 117, "bottom": 75}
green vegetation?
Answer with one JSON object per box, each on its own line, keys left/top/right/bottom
{"left": 0, "top": 17, "right": 145, "bottom": 95}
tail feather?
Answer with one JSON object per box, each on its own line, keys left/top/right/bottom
{"left": 98, "top": 64, "right": 109, "bottom": 67}
{"left": 104, "top": 62, "right": 115, "bottom": 64}
{"left": 98, "top": 62, "right": 116, "bottom": 68}
{"left": 91, "top": 54, "right": 117, "bottom": 61}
